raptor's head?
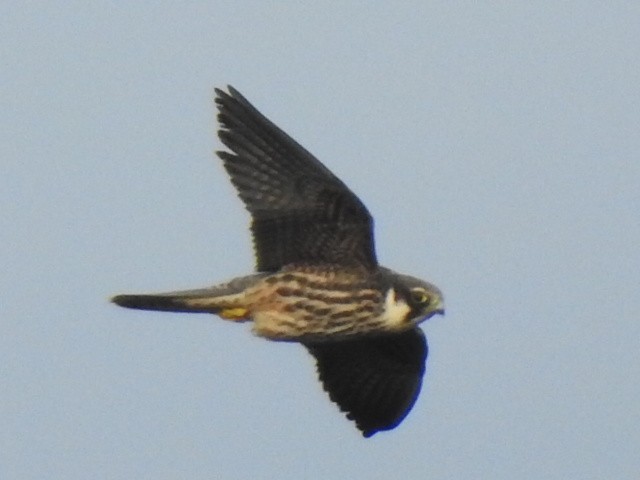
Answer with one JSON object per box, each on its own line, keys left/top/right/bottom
{"left": 380, "top": 269, "right": 445, "bottom": 327}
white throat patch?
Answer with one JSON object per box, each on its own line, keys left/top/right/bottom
{"left": 381, "top": 288, "right": 412, "bottom": 328}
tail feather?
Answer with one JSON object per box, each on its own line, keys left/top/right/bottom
{"left": 111, "top": 291, "right": 225, "bottom": 313}
{"left": 111, "top": 274, "right": 267, "bottom": 315}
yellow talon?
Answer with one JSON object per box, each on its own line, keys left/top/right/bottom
{"left": 220, "top": 307, "right": 249, "bottom": 320}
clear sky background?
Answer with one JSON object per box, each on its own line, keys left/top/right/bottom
{"left": 2, "top": 2, "right": 639, "bottom": 479}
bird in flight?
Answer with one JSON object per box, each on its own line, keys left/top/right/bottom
{"left": 112, "top": 86, "right": 444, "bottom": 437}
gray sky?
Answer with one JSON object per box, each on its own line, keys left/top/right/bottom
{"left": 2, "top": 2, "right": 639, "bottom": 479}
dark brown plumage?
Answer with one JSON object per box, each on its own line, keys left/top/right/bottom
{"left": 215, "top": 87, "right": 377, "bottom": 272}
{"left": 305, "top": 329, "right": 427, "bottom": 437}
{"left": 112, "top": 86, "right": 444, "bottom": 437}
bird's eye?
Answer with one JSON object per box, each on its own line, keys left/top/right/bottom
{"left": 411, "top": 289, "right": 431, "bottom": 306}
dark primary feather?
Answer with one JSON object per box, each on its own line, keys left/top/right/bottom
{"left": 214, "top": 86, "right": 377, "bottom": 272}
{"left": 304, "top": 328, "right": 428, "bottom": 437}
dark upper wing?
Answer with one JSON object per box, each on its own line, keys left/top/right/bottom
{"left": 214, "top": 86, "right": 376, "bottom": 272}
{"left": 304, "top": 328, "right": 427, "bottom": 437}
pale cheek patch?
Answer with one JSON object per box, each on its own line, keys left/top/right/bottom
{"left": 381, "top": 288, "right": 411, "bottom": 328}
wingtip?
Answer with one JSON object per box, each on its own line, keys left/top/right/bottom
{"left": 214, "top": 85, "right": 241, "bottom": 100}
{"left": 214, "top": 87, "right": 229, "bottom": 104}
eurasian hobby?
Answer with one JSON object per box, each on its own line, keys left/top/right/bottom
{"left": 112, "top": 86, "right": 444, "bottom": 437}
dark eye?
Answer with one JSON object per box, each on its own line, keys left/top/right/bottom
{"left": 411, "top": 289, "right": 431, "bottom": 306}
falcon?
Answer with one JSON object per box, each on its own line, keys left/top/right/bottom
{"left": 112, "top": 86, "right": 445, "bottom": 437}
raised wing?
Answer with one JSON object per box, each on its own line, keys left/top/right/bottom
{"left": 215, "top": 86, "right": 377, "bottom": 272}
{"left": 304, "top": 328, "right": 427, "bottom": 437}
